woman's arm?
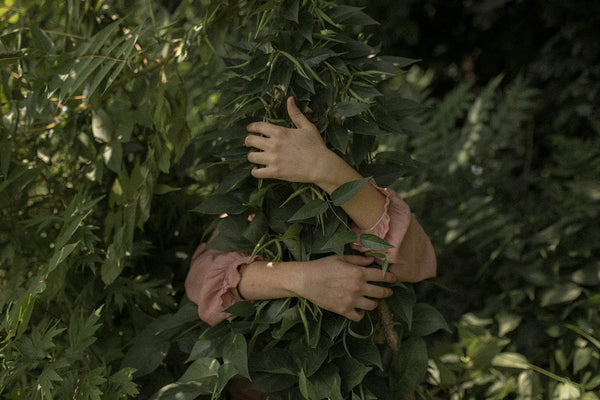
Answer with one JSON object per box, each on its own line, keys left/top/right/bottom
{"left": 237, "top": 255, "right": 396, "bottom": 322}
{"left": 185, "top": 96, "right": 435, "bottom": 325}
{"left": 245, "top": 96, "right": 386, "bottom": 230}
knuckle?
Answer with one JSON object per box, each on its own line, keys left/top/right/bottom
{"left": 347, "top": 284, "right": 361, "bottom": 294}
{"left": 271, "top": 141, "right": 282, "bottom": 152}
{"left": 350, "top": 268, "right": 365, "bottom": 280}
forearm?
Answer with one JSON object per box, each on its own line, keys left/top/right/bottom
{"left": 236, "top": 260, "right": 302, "bottom": 301}
{"left": 315, "top": 151, "right": 386, "bottom": 230}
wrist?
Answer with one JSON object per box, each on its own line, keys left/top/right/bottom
{"left": 282, "top": 260, "right": 311, "bottom": 298}
{"left": 313, "top": 151, "right": 362, "bottom": 194}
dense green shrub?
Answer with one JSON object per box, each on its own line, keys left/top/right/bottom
{"left": 2, "top": 0, "right": 598, "bottom": 399}
{"left": 1, "top": 1, "right": 446, "bottom": 399}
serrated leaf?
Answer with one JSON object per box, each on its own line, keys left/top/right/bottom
{"left": 109, "top": 368, "right": 139, "bottom": 397}
{"left": 287, "top": 198, "right": 328, "bottom": 221}
{"left": 37, "top": 366, "right": 63, "bottom": 398}
{"left": 331, "top": 177, "right": 371, "bottom": 206}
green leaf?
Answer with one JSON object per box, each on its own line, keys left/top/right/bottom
{"left": 337, "top": 355, "right": 371, "bottom": 392}
{"left": 108, "top": 368, "right": 139, "bottom": 397}
{"left": 331, "top": 101, "right": 371, "bottom": 117}
{"left": 321, "top": 230, "right": 357, "bottom": 253}
{"left": 102, "top": 141, "right": 122, "bottom": 173}
{"left": 47, "top": 242, "right": 79, "bottom": 275}
{"left": 30, "top": 24, "right": 55, "bottom": 54}
{"left": 299, "top": 369, "right": 319, "bottom": 399}
{"left": 540, "top": 283, "right": 583, "bottom": 307}
{"left": 573, "top": 347, "right": 593, "bottom": 374}
{"left": 273, "top": 306, "right": 302, "bottom": 339}
{"left": 331, "top": 177, "right": 371, "bottom": 206}
{"left": 327, "top": 5, "right": 379, "bottom": 26}
{"left": 393, "top": 336, "right": 428, "bottom": 396}
{"left": 92, "top": 109, "right": 113, "bottom": 142}
{"left": 359, "top": 234, "right": 394, "bottom": 251}
{"left": 36, "top": 366, "right": 63, "bottom": 398}
{"left": 223, "top": 333, "right": 250, "bottom": 379}
{"left": 287, "top": 198, "right": 329, "bottom": 221}
{"left": 215, "top": 363, "right": 238, "bottom": 398}
{"left": 298, "top": 11, "right": 314, "bottom": 43}
{"left": 192, "top": 194, "right": 247, "bottom": 215}
{"left": 225, "top": 301, "right": 255, "bottom": 318}
{"left": 311, "top": 364, "right": 342, "bottom": 400}
{"left": 492, "top": 352, "right": 530, "bottom": 369}
{"left": 179, "top": 357, "right": 220, "bottom": 383}
{"left": 411, "top": 303, "right": 450, "bottom": 336}
{"left": 496, "top": 310, "right": 522, "bottom": 337}
{"left": 0, "top": 139, "right": 11, "bottom": 178}
{"left": 79, "top": 367, "right": 106, "bottom": 400}
{"left": 280, "top": 0, "right": 299, "bottom": 23}
{"left": 122, "top": 333, "right": 170, "bottom": 378}
{"left": 155, "top": 184, "right": 180, "bottom": 195}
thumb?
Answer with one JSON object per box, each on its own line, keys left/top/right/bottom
{"left": 287, "top": 96, "right": 310, "bottom": 129}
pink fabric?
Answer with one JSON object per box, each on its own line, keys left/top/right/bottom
{"left": 350, "top": 184, "right": 437, "bottom": 282}
{"left": 184, "top": 243, "right": 262, "bottom": 326}
{"left": 185, "top": 184, "right": 436, "bottom": 326}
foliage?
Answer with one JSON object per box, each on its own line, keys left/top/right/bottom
{"left": 0, "top": 1, "right": 447, "bottom": 399}
{"left": 2, "top": 0, "right": 599, "bottom": 399}
{"left": 155, "top": 1, "right": 448, "bottom": 398}
{"left": 0, "top": 0, "right": 215, "bottom": 398}
{"left": 383, "top": 63, "right": 600, "bottom": 399}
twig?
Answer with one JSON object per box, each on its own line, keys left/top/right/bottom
{"left": 377, "top": 299, "right": 399, "bottom": 353}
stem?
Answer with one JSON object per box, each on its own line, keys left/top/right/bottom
{"left": 377, "top": 299, "right": 399, "bottom": 353}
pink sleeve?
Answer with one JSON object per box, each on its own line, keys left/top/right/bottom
{"left": 185, "top": 243, "right": 262, "bottom": 326}
{"left": 350, "top": 184, "right": 437, "bottom": 282}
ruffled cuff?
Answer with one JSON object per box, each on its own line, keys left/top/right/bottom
{"left": 185, "top": 244, "right": 263, "bottom": 326}
{"left": 350, "top": 181, "right": 411, "bottom": 261}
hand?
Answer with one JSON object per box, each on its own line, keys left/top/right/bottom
{"left": 245, "top": 96, "right": 335, "bottom": 184}
{"left": 291, "top": 254, "right": 396, "bottom": 322}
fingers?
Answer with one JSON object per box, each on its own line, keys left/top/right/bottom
{"left": 363, "top": 283, "right": 393, "bottom": 300}
{"left": 342, "top": 254, "right": 375, "bottom": 266}
{"left": 245, "top": 134, "right": 270, "bottom": 150}
{"left": 251, "top": 166, "right": 276, "bottom": 179}
{"left": 287, "top": 96, "right": 311, "bottom": 129}
{"left": 363, "top": 268, "right": 397, "bottom": 284}
{"left": 347, "top": 309, "right": 365, "bottom": 322}
{"left": 247, "top": 151, "right": 269, "bottom": 165}
{"left": 246, "top": 122, "right": 283, "bottom": 137}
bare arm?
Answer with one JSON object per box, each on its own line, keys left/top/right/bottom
{"left": 239, "top": 97, "right": 396, "bottom": 321}
{"left": 245, "top": 96, "right": 386, "bottom": 230}
{"left": 237, "top": 255, "right": 396, "bottom": 322}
